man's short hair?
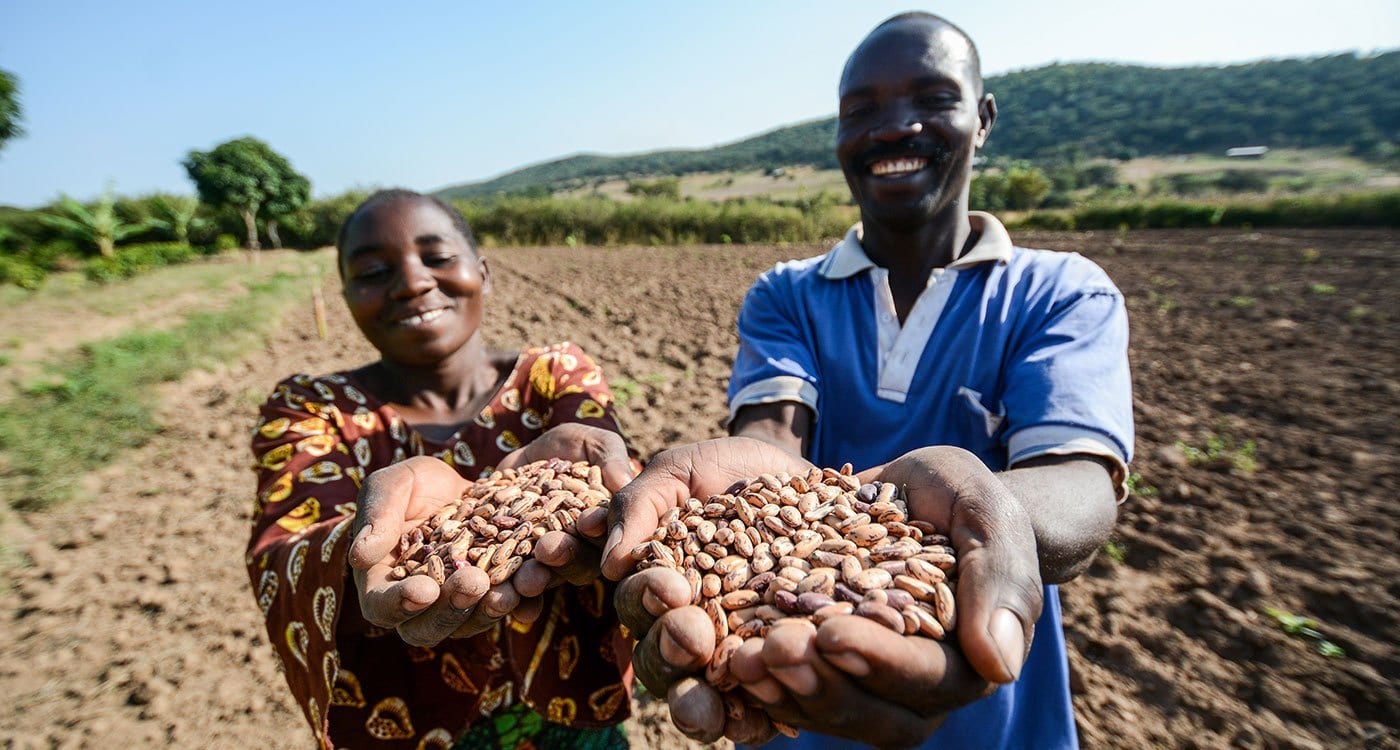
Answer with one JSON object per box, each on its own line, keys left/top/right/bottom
{"left": 872, "top": 11, "right": 984, "bottom": 95}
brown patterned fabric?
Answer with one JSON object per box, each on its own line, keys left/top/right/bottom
{"left": 246, "top": 343, "right": 633, "bottom": 749}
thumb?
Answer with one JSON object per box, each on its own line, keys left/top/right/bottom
{"left": 349, "top": 462, "right": 415, "bottom": 570}
{"left": 951, "top": 541, "right": 1040, "bottom": 684}
{"left": 601, "top": 455, "right": 693, "bottom": 580}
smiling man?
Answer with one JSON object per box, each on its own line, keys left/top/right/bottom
{"left": 606, "top": 11, "right": 1134, "bottom": 749}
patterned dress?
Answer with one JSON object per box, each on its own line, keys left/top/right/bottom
{"left": 246, "top": 343, "right": 633, "bottom": 749}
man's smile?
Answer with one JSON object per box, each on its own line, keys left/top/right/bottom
{"left": 869, "top": 156, "right": 928, "bottom": 177}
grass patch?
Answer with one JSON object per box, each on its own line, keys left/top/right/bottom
{"left": 0, "top": 264, "right": 318, "bottom": 509}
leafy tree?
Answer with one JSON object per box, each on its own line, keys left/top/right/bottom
{"left": 0, "top": 68, "right": 22, "bottom": 155}
{"left": 148, "top": 194, "right": 207, "bottom": 244}
{"left": 40, "top": 191, "right": 152, "bottom": 258}
{"left": 262, "top": 169, "right": 310, "bottom": 249}
{"left": 183, "top": 137, "right": 306, "bottom": 250}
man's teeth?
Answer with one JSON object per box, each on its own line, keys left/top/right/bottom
{"left": 870, "top": 157, "right": 928, "bottom": 176}
{"left": 397, "top": 309, "right": 445, "bottom": 326}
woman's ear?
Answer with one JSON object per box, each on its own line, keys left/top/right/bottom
{"left": 478, "top": 256, "right": 492, "bottom": 295}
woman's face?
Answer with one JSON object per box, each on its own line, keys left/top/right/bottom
{"left": 339, "top": 197, "right": 490, "bottom": 367}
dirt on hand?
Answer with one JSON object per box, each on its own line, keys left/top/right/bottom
{"left": 1, "top": 229, "right": 1396, "bottom": 749}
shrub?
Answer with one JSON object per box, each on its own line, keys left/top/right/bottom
{"left": 83, "top": 242, "right": 197, "bottom": 283}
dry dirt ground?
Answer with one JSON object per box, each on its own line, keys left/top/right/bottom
{"left": 1, "top": 229, "right": 1396, "bottom": 749}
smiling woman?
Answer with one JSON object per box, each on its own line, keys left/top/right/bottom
{"left": 245, "top": 190, "right": 637, "bottom": 749}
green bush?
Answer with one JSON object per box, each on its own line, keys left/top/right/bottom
{"left": 82, "top": 242, "right": 197, "bottom": 283}
{"left": 0, "top": 255, "right": 46, "bottom": 289}
{"left": 453, "top": 195, "right": 855, "bottom": 247}
{"left": 1019, "top": 190, "right": 1400, "bottom": 230}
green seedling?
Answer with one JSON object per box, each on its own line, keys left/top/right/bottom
{"left": 1178, "top": 433, "right": 1257, "bottom": 473}
{"left": 1125, "top": 472, "right": 1158, "bottom": 497}
{"left": 1308, "top": 283, "right": 1336, "bottom": 295}
{"left": 1103, "top": 539, "right": 1127, "bottom": 563}
{"left": 1263, "top": 607, "right": 1346, "bottom": 658}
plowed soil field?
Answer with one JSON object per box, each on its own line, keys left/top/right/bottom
{"left": 2, "top": 228, "right": 1396, "bottom": 749}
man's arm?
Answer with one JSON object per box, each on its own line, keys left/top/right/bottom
{"left": 995, "top": 454, "right": 1117, "bottom": 584}
{"left": 729, "top": 402, "right": 812, "bottom": 457}
{"left": 734, "top": 401, "right": 1116, "bottom": 585}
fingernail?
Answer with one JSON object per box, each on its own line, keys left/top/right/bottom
{"left": 742, "top": 678, "right": 784, "bottom": 705}
{"left": 769, "top": 664, "right": 820, "bottom": 697}
{"left": 603, "top": 525, "right": 624, "bottom": 560}
{"left": 822, "top": 650, "right": 871, "bottom": 677}
{"left": 450, "top": 593, "right": 474, "bottom": 611}
{"left": 989, "top": 608, "right": 1025, "bottom": 681}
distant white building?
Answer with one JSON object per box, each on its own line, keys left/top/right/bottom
{"left": 1226, "top": 146, "right": 1270, "bottom": 158}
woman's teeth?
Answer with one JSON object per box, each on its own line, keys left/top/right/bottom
{"left": 396, "top": 309, "right": 445, "bottom": 326}
{"left": 870, "top": 157, "right": 928, "bottom": 176}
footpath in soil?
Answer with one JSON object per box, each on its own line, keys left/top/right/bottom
{"left": 1, "top": 229, "right": 1395, "bottom": 749}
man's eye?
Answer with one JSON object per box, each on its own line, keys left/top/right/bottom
{"left": 916, "top": 93, "right": 958, "bottom": 109}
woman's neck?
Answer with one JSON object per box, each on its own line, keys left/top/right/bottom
{"left": 372, "top": 336, "right": 498, "bottom": 416}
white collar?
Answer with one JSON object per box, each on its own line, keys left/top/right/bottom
{"left": 818, "top": 211, "right": 1014, "bottom": 280}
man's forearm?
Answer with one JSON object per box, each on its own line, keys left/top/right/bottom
{"left": 997, "top": 456, "right": 1118, "bottom": 584}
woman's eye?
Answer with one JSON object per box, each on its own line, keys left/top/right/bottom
{"left": 424, "top": 253, "right": 458, "bottom": 267}
{"left": 351, "top": 266, "right": 390, "bottom": 281}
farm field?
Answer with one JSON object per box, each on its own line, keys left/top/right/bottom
{"left": 0, "top": 229, "right": 1396, "bottom": 749}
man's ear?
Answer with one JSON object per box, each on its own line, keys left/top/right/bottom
{"left": 976, "top": 93, "right": 997, "bottom": 149}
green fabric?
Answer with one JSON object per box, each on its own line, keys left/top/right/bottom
{"left": 450, "top": 703, "right": 627, "bottom": 750}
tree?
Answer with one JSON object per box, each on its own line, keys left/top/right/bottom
{"left": 262, "top": 168, "right": 310, "bottom": 249}
{"left": 40, "top": 191, "right": 152, "bottom": 258}
{"left": 183, "top": 137, "right": 307, "bottom": 250}
{"left": 148, "top": 194, "right": 207, "bottom": 245}
{"left": 0, "top": 67, "right": 23, "bottom": 155}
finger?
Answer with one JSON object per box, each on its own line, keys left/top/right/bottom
{"left": 730, "top": 635, "right": 785, "bottom": 706}
{"left": 758, "top": 622, "right": 939, "bottom": 748}
{"left": 667, "top": 677, "right": 725, "bottom": 743}
{"left": 449, "top": 582, "right": 522, "bottom": 639}
{"left": 349, "top": 462, "right": 417, "bottom": 570}
{"left": 815, "top": 615, "right": 989, "bottom": 712}
{"left": 631, "top": 606, "right": 715, "bottom": 695}
{"left": 723, "top": 698, "right": 779, "bottom": 745}
{"left": 350, "top": 457, "right": 462, "bottom": 570}
{"left": 395, "top": 566, "right": 490, "bottom": 646}
{"left": 601, "top": 459, "right": 683, "bottom": 580}
{"left": 357, "top": 564, "right": 440, "bottom": 628}
{"left": 534, "top": 531, "right": 602, "bottom": 585}
{"left": 513, "top": 594, "right": 545, "bottom": 625}
{"left": 512, "top": 560, "right": 558, "bottom": 599}
{"left": 614, "top": 567, "right": 692, "bottom": 634}
{"left": 575, "top": 506, "right": 608, "bottom": 542}
{"left": 594, "top": 445, "right": 636, "bottom": 494}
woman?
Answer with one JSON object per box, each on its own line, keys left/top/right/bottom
{"left": 247, "top": 190, "right": 634, "bottom": 749}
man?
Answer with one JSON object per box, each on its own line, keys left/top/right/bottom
{"left": 602, "top": 11, "right": 1132, "bottom": 748}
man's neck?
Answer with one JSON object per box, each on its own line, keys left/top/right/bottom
{"left": 860, "top": 206, "right": 976, "bottom": 321}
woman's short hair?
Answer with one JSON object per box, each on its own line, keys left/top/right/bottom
{"left": 335, "top": 189, "right": 479, "bottom": 255}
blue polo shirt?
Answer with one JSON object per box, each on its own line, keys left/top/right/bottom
{"left": 728, "top": 212, "right": 1133, "bottom": 749}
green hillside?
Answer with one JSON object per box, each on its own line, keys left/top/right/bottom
{"left": 437, "top": 51, "right": 1399, "bottom": 199}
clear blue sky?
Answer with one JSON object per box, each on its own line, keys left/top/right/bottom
{"left": 1, "top": 0, "right": 1396, "bottom": 207}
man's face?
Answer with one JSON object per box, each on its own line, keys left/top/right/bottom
{"left": 835, "top": 21, "right": 994, "bottom": 231}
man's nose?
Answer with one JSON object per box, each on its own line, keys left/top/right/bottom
{"left": 872, "top": 106, "right": 924, "bottom": 142}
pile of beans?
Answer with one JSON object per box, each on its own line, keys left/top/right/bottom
{"left": 389, "top": 458, "right": 610, "bottom": 585}
{"left": 631, "top": 465, "right": 958, "bottom": 708}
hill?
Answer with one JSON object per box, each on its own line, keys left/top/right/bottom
{"left": 437, "top": 51, "right": 1399, "bottom": 199}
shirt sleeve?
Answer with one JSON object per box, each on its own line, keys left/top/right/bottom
{"left": 1001, "top": 263, "right": 1134, "bottom": 501}
{"left": 727, "top": 269, "right": 821, "bottom": 425}
{"left": 246, "top": 376, "right": 364, "bottom": 750}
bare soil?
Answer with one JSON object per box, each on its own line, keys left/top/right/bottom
{"left": 1, "top": 229, "right": 1396, "bottom": 749}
